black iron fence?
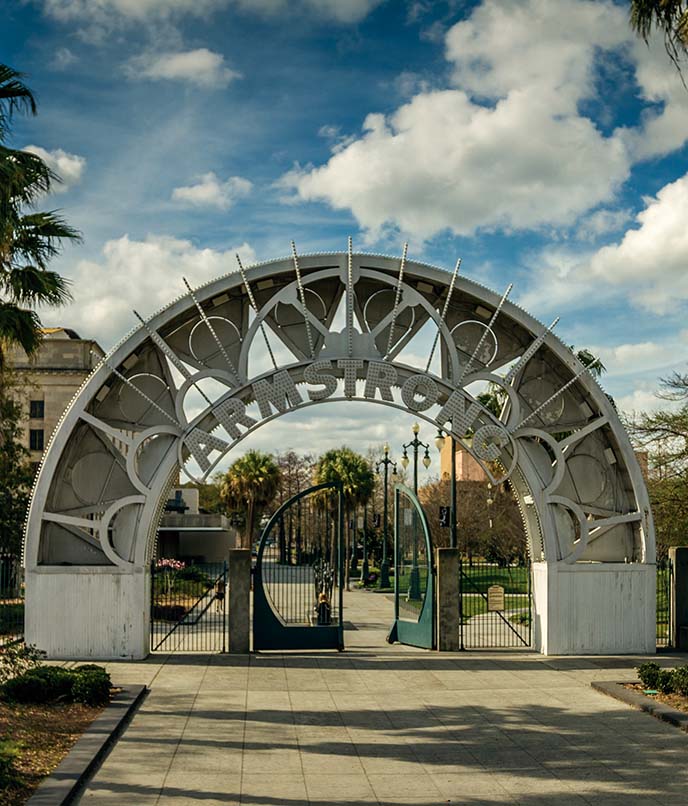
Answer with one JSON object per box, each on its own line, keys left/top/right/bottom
{"left": 0, "top": 556, "right": 24, "bottom": 647}
{"left": 657, "top": 559, "right": 672, "bottom": 649}
{"left": 459, "top": 560, "right": 532, "bottom": 649}
{"left": 150, "top": 559, "right": 227, "bottom": 652}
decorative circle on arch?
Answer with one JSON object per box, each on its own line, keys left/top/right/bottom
{"left": 25, "top": 244, "right": 653, "bottom": 575}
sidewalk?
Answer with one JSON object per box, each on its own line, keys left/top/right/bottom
{"left": 75, "top": 589, "right": 688, "bottom": 805}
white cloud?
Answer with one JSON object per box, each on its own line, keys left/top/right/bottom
{"left": 41, "top": 0, "right": 380, "bottom": 30}
{"left": 588, "top": 174, "right": 688, "bottom": 313}
{"left": 617, "top": 384, "right": 679, "bottom": 416}
{"left": 52, "top": 47, "right": 77, "bottom": 69}
{"left": 172, "top": 172, "right": 252, "bottom": 209}
{"left": 48, "top": 235, "right": 256, "bottom": 346}
{"left": 23, "top": 145, "right": 86, "bottom": 193}
{"left": 575, "top": 208, "right": 633, "bottom": 242}
{"left": 282, "top": 0, "right": 637, "bottom": 240}
{"left": 126, "top": 49, "right": 241, "bottom": 88}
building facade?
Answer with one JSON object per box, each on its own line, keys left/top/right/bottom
{"left": 8, "top": 328, "right": 105, "bottom": 472}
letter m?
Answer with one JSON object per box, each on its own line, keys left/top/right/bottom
{"left": 252, "top": 370, "right": 303, "bottom": 419}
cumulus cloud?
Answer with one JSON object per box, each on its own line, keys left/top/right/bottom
{"left": 126, "top": 49, "right": 241, "bottom": 88}
{"left": 52, "top": 47, "right": 77, "bottom": 69}
{"left": 518, "top": 173, "right": 688, "bottom": 316}
{"left": 587, "top": 175, "right": 688, "bottom": 313}
{"left": 281, "top": 0, "right": 688, "bottom": 242}
{"left": 23, "top": 145, "right": 86, "bottom": 193}
{"left": 51, "top": 235, "right": 256, "bottom": 346}
{"left": 172, "top": 172, "right": 252, "bottom": 209}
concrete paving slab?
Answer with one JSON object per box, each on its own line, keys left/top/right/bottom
{"left": 73, "top": 588, "right": 688, "bottom": 805}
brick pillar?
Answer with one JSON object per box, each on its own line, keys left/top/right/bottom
{"left": 228, "top": 549, "right": 251, "bottom": 653}
{"left": 436, "top": 547, "right": 460, "bottom": 651}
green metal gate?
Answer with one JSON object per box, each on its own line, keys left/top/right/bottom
{"left": 253, "top": 482, "right": 344, "bottom": 651}
{"left": 387, "top": 484, "right": 435, "bottom": 649}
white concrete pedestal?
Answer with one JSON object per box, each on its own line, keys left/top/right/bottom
{"left": 25, "top": 566, "right": 151, "bottom": 659}
{"left": 532, "top": 562, "right": 656, "bottom": 655}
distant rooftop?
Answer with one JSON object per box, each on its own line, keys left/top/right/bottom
{"left": 40, "top": 327, "right": 82, "bottom": 340}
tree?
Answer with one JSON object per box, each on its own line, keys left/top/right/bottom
{"left": 628, "top": 371, "right": 688, "bottom": 560}
{"left": 631, "top": 0, "right": 688, "bottom": 78}
{"left": 0, "top": 65, "right": 80, "bottom": 371}
{"left": 0, "top": 373, "right": 33, "bottom": 558}
{"left": 219, "top": 451, "right": 281, "bottom": 549}
{"left": 314, "top": 447, "right": 375, "bottom": 588}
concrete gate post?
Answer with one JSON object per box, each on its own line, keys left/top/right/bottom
{"left": 436, "top": 547, "right": 460, "bottom": 651}
{"left": 669, "top": 547, "right": 688, "bottom": 651}
{"left": 228, "top": 549, "right": 251, "bottom": 654}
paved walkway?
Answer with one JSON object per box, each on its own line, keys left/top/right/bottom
{"left": 75, "top": 590, "right": 688, "bottom": 805}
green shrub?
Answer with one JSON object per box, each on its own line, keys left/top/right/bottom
{"left": 0, "top": 643, "right": 45, "bottom": 684}
{"left": 2, "top": 666, "right": 74, "bottom": 703}
{"left": 177, "top": 566, "right": 211, "bottom": 584}
{"left": 637, "top": 662, "right": 661, "bottom": 689}
{"left": 657, "top": 668, "right": 675, "bottom": 694}
{"left": 71, "top": 670, "right": 111, "bottom": 706}
{"left": 672, "top": 665, "right": 688, "bottom": 696}
{"left": 1, "top": 663, "right": 110, "bottom": 705}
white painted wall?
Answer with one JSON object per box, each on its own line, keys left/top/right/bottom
{"left": 25, "top": 567, "right": 150, "bottom": 659}
{"left": 532, "top": 562, "right": 656, "bottom": 655}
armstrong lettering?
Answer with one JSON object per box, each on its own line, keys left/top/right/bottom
{"left": 181, "top": 358, "right": 513, "bottom": 481}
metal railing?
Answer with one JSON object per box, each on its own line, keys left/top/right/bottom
{"left": 0, "top": 556, "right": 24, "bottom": 647}
{"left": 657, "top": 558, "right": 673, "bottom": 649}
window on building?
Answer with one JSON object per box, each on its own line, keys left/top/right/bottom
{"left": 29, "top": 400, "right": 45, "bottom": 419}
{"left": 29, "top": 429, "right": 44, "bottom": 451}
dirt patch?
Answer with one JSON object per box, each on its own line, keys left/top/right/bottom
{"left": 624, "top": 683, "right": 688, "bottom": 714}
{"left": 0, "top": 700, "right": 104, "bottom": 806}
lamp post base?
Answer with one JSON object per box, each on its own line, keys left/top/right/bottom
{"left": 407, "top": 565, "right": 421, "bottom": 601}
{"left": 360, "top": 558, "right": 370, "bottom": 585}
{"left": 379, "top": 560, "right": 391, "bottom": 589}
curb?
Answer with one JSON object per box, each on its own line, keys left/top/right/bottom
{"left": 592, "top": 680, "right": 688, "bottom": 733}
{"left": 26, "top": 683, "right": 147, "bottom": 806}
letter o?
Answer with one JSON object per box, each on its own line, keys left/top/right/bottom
{"left": 401, "top": 375, "right": 439, "bottom": 412}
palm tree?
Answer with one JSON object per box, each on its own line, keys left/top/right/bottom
{"left": 631, "top": 1, "right": 688, "bottom": 78}
{"left": 219, "top": 450, "right": 281, "bottom": 549}
{"left": 0, "top": 65, "right": 80, "bottom": 372}
{"left": 314, "top": 447, "right": 375, "bottom": 588}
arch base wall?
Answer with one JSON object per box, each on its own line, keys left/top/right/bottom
{"left": 25, "top": 562, "right": 656, "bottom": 658}
{"left": 532, "top": 562, "right": 656, "bottom": 655}
{"left": 26, "top": 567, "right": 151, "bottom": 660}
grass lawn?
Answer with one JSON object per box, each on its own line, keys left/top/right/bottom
{"left": 0, "top": 700, "right": 105, "bottom": 805}
{"left": 461, "top": 566, "right": 530, "bottom": 594}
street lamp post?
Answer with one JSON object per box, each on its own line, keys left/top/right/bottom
{"left": 374, "top": 443, "right": 396, "bottom": 589}
{"left": 360, "top": 504, "right": 370, "bottom": 584}
{"left": 400, "top": 422, "right": 431, "bottom": 601}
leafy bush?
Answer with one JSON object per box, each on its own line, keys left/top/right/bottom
{"left": 637, "top": 662, "right": 661, "bottom": 689}
{"left": 177, "top": 566, "right": 211, "bottom": 584}
{"left": 1, "top": 663, "right": 110, "bottom": 705}
{"left": 2, "top": 666, "right": 74, "bottom": 703}
{"left": 0, "top": 643, "right": 45, "bottom": 684}
{"left": 657, "top": 669, "right": 675, "bottom": 694}
{"left": 672, "top": 666, "right": 688, "bottom": 696}
{"left": 71, "top": 670, "right": 111, "bottom": 706}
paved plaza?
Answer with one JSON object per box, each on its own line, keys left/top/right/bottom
{"left": 74, "top": 590, "right": 688, "bottom": 805}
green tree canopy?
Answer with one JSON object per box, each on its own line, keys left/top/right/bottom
{"left": 313, "top": 447, "right": 375, "bottom": 510}
{"left": 219, "top": 450, "right": 281, "bottom": 548}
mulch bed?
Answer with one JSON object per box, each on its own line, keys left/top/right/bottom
{"left": 624, "top": 682, "right": 688, "bottom": 714}
{"left": 0, "top": 700, "right": 105, "bottom": 806}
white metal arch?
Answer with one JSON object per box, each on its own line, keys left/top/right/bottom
{"left": 24, "top": 246, "right": 655, "bottom": 658}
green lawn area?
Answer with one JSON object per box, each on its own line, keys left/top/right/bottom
{"left": 461, "top": 565, "right": 530, "bottom": 594}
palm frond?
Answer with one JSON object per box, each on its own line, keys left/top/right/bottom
{"left": 0, "top": 65, "right": 37, "bottom": 140}
{"left": 1, "top": 265, "right": 72, "bottom": 306}
{"left": 0, "top": 302, "right": 42, "bottom": 357}
{"left": 0, "top": 146, "right": 56, "bottom": 205}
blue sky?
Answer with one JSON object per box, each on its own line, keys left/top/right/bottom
{"left": 3, "top": 0, "right": 688, "bottom": 469}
